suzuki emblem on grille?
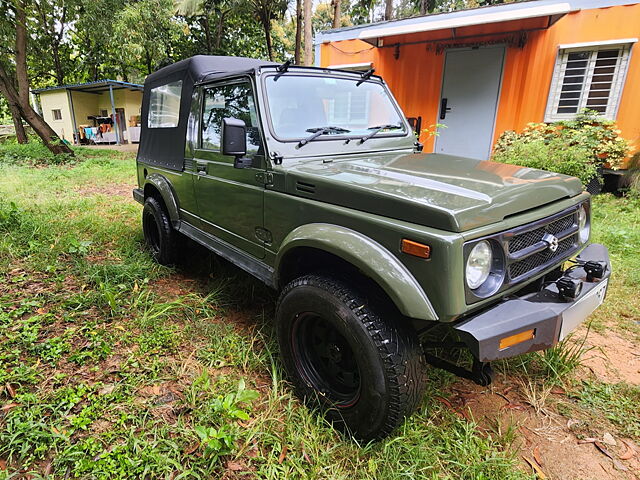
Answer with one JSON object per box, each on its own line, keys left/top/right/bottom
{"left": 542, "top": 233, "right": 559, "bottom": 252}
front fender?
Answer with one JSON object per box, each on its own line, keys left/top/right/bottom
{"left": 275, "top": 224, "right": 438, "bottom": 321}
{"left": 144, "top": 174, "right": 180, "bottom": 225}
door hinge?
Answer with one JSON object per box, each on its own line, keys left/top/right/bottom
{"left": 255, "top": 172, "right": 274, "bottom": 185}
{"left": 255, "top": 227, "right": 272, "bottom": 244}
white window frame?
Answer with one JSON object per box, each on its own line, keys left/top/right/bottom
{"left": 52, "top": 109, "right": 62, "bottom": 121}
{"left": 544, "top": 39, "right": 636, "bottom": 122}
{"left": 148, "top": 80, "right": 182, "bottom": 129}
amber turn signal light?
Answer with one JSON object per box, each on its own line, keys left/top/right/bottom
{"left": 499, "top": 329, "right": 535, "bottom": 350}
{"left": 401, "top": 239, "right": 431, "bottom": 259}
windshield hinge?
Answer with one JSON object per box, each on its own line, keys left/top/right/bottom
{"left": 270, "top": 152, "right": 283, "bottom": 165}
{"left": 255, "top": 171, "right": 274, "bottom": 186}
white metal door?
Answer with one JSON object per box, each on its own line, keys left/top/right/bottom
{"left": 434, "top": 46, "right": 505, "bottom": 160}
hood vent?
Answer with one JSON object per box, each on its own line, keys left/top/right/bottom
{"left": 296, "top": 181, "right": 316, "bottom": 194}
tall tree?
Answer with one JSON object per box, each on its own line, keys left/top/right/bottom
{"left": 385, "top": 0, "right": 393, "bottom": 20}
{"left": 0, "top": 0, "right": 72, "bottom": 154}
{"left": 294, "top": 0, "right": 302, "bottom": 63}
{"left": 303, "top": 0, "right": 312, "bottom": 65}
{"left": 2, "top": 1, "right": 27, "bottom": 143}
{"left": 30, "top": 0, "right": 79, "bottom": 85}
{"left": 248, "top": 0, "right": 288, "bottom": 61}
{"left": 114, "top": 0, "right": 181, "bottom": 76}
{"left": 331, "top": 0, "right": 341, "bottom": 28}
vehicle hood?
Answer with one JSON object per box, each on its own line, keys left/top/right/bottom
{"left": 284, "top": 152, "right": 584, "bottom": 232}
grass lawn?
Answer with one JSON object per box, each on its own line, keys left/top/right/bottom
{"left": 0, "top": 143, "right": 638, "bottom": 479}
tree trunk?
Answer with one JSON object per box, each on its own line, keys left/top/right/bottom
{"left": 303, "top": 0, "right": 312, "bottom": 66}
{"left": 294, "top": 0, "right": 302, "bottom": 64}
{"left": 0, "top": 74, "right": 72, "bottom": 155}
{"left": 9, "top": 102, "right": 28, "bottom": 144}
{"left": 214, "top": 10, "right": 227, "bottom": 51}
{"left": 332, "top": 0, "right": 341, "bottom": 28}
{"left": 385, "top": 0, "right": 393, "bottom": 21}
{"left": 262, "top": 17, "right": 273, "bottom": 61}
{"left": 200, "top": 16, "right": 213, "bottom": 53}
{"left": 1, "top": 1, "right": 72, "bottom": 155}
{"left": 15, "top": 1, "right": 29, "bottom": 106}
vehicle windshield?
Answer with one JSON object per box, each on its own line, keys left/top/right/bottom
{"left": 264, "top": 74, "right": 406, "bottom": 140}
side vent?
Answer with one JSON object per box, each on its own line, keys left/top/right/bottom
{"left": 296, "top": 181, "right": 316, "bottom": 194}
{"left": 183, "top": 158, "right": 195, "bottom": 172}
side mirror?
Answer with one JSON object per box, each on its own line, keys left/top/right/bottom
{"left": 222, "top": 117, "right": 251, "bottom": 168}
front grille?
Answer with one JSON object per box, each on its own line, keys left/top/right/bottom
{"left": 508, "top": 213, "right": 576, "bottom": 254}
{"left": 465, "top": 203, "right": 586, "bottom": 305}
{"left": 509, "top": 233, "right": 578, "bottom": 279}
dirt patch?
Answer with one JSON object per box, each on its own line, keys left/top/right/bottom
{"left": 149, "top": 274, "right": 199, "bottom": 299}
{"left": 445, "top": 379, "right": 640, "bottom": 480}
{"left": 579, "top": 326, "right": 640, "bottom": 385}
{"left": 75, "top": 183, "right": 136, "bottom": 199}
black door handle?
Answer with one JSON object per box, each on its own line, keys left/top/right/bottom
{"left": 440, "top": 98, "right": 452, "bottom": 120}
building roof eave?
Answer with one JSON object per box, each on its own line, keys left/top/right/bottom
{"left": 315, "top": 0, "right": 639, "bottom": 45}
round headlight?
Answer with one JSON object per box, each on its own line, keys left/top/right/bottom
{"left": 466, "top": 241, "right": 493, "bottom": 290}
{"left": 577, "top": 204, "right": 590, "bottom": 243}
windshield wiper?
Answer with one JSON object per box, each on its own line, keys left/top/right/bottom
{"left": 298, "top": 126, "right": 351, "bottom": 148}
{"left": 358, "top": 124, "right": 402, "bottom": 144}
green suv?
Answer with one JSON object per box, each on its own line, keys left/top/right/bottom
{"left": 134, "top": 56, "right": 611, "bottom": 441}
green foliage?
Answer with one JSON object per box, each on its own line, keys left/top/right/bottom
{"left": 0, "top": 201, "right": 21, "bottom": 232}
{"left": 114, "top": 0, "right": 184, "bottom": 76}
{"left": 4, "top": 144, "right": 639, "bottom": 478}
{"left": 0, "top": 139, "right": 74, "bottom": 166}
{"left": 493, "top": 110, "right": 632, "bottom": 185}
{"left": 575, "top": 380, "right": 640, "bottom": 438}
{"left": 194, "top": 379, "right": 259, "bottom": 462}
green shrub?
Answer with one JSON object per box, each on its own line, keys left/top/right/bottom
{"left": 0, "top": 138, "right": 74, "bottom": 166}
{"left": 493, "top": 110, "right": 632, "bottom": 185}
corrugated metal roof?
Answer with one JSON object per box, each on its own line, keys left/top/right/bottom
{"left": 315, "top": 0, "right": 639, "bottom": 44}
{"left": 32, "top": 79, "right": 143, "bottom": 94}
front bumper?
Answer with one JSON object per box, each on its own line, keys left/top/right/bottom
{"left": 454, "top": 243, "right": 611, "bottom": 362}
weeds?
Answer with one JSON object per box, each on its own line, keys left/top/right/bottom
{"left": 1, "top": 144, "right": 637, "bottom": 478}
{"left": 575, "top": 380, "right": 640, "bottom": 439}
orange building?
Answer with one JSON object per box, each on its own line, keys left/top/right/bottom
{"left": 315, "top": 0, "right": 640, "bottom": 160}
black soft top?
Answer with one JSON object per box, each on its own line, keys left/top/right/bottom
{"left": 138, "top": 55, "right": 277, "bottom": 170}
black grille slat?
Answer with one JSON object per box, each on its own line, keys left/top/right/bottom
{"left": 508, "top": 213, "right": 576, "bottom": 254}
{"left": 506, "top": 211, "right": 579, "bottom": 280}
{"left": 509, "top": 234, "right": 577, "bottom": 280}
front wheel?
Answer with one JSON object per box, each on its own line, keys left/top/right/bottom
{"left": 276, "top": 275, "right": 426, "bottom": 441}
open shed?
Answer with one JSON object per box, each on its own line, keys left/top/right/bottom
{"left": 32, "top": 80, "right": 144, "bottom": 146}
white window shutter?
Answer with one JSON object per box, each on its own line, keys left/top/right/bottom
{"left": 545, "top": 41, "right": 634, "bottom": 122}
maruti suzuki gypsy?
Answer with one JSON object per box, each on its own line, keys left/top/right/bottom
{"left": 134, "top": 56, "right": 611, "bottom": 441}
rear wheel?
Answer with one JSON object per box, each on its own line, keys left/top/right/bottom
{"left": 142, "top": 196, "right": 179, "bottom": 265}
{"left": 276, "top": 274, "right": 426, "bottom": 441}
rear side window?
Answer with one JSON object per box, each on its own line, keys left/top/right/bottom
{"left": 148, "top": 80, "right": 182, "bottom": 128}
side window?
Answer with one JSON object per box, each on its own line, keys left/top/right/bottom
{"left": 148, "top": 80, "right": 182, "bottom": 128}
{"left": 545, "top": 42, "right": 633, "bottom": 121}
{"left": 201, "top": 81, "right": 261, "bottom": 156}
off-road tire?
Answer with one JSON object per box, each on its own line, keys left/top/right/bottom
{"left": 142, "top": 196, "right": 179, "bottom": 266}
{"left": 276, "top": 274, "right": 426, "bottom": 441}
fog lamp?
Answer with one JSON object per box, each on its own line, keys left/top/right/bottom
{"left": 556, "top": 277, "right": 583, "bottom": 299}
{"left": 583, "top": 260, "right": 606, "bottom": 282}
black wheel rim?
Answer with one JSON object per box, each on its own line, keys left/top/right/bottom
{"left": 143, "top": 211, "right": 161, "bottom": 256}
{"left": 291, "top": 312, "right": 361, "bottom": 408}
